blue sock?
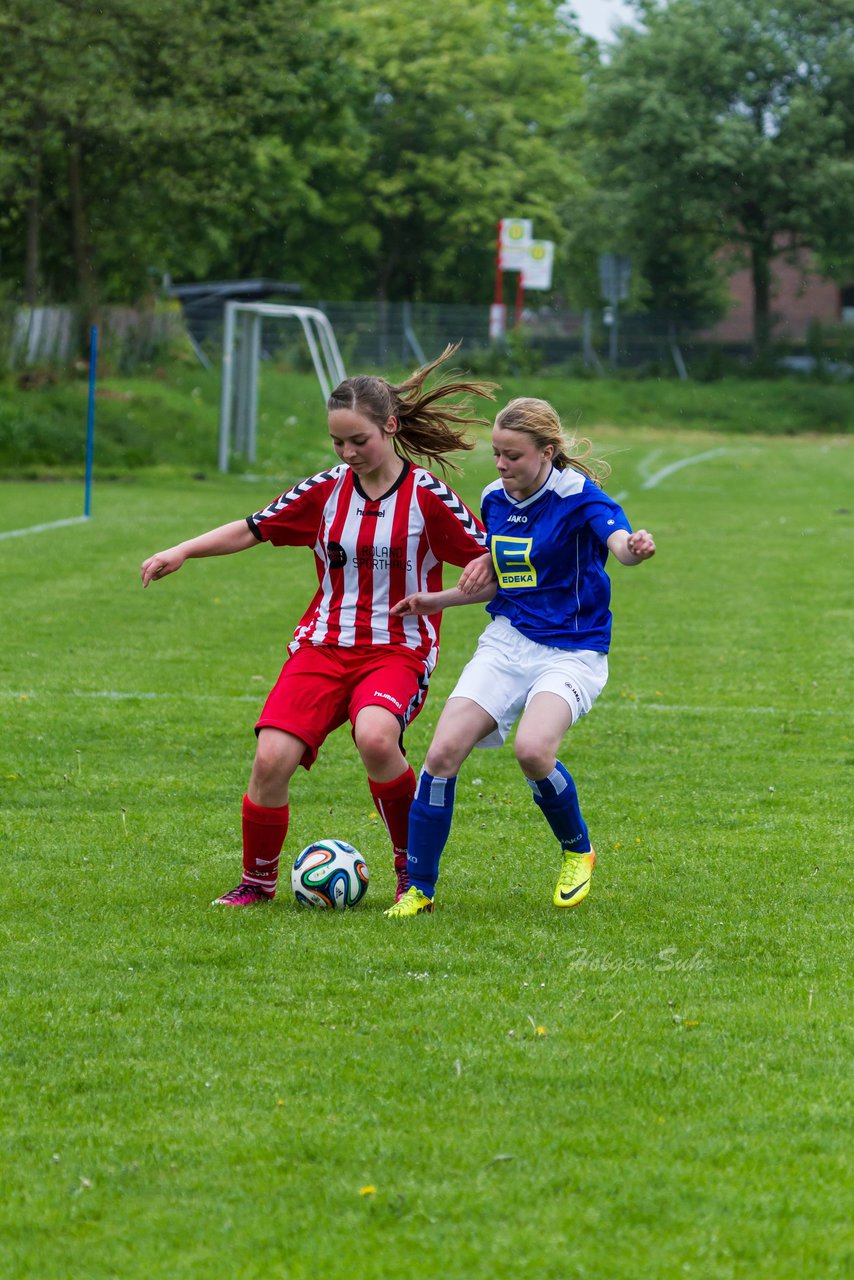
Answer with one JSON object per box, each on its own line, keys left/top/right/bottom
{"left": 527, "top": 760, "right": 590, "bottom": 852}
{"left": 407, "top": 770, "right": 457, "bottom": 897}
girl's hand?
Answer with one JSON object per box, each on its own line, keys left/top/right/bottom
{"left": 458, "top": 552, "right": 495, "bottom": 594}
{"left": 391, "top": 592, "right": 441, "bottom": 617}
{"left": 141, "top": 548, "right": 185, "bottom": 588}
{"left": 626, "top": 529, "right": 656, "bottom": 560}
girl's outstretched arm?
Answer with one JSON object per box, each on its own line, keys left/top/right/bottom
{"left": 141, "top": 519, "right": 258, "bottom": 588}
{"left": 391, "top": 578, "right": 497, "bottom": 617}
{"left": 607, "top": 528, "right": 656, "bottom": 565}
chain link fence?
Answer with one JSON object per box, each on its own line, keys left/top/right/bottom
{"left": 5, "top": 296, "right": 851, "bottom": 379}
{"left": 225, "top": 300, "right": 701, "bottom": 378}
{"left": 204, "top": 299, "right": 697, "bottom": 376}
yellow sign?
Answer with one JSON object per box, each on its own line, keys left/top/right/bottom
{"left": 499, "top": 218, "right": 534, "bottom": 271}
{"left": 522, "top": 240, "right": 554, "bottom": 290}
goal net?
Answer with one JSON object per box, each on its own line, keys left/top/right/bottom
{"left": 218, "top": 303, "right": 347, "bottom": 473}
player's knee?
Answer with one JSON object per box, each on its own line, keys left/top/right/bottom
{"left": 514, "top": 735, "right": 552, "bottom": 779}
{"left": 354, "top": 722, "right": 398, "bottom": 770}
{"left": 424, "top": 737, "right": 464, "bottom": 777}
{"left": 252, "top": 732, "right": 294, "bottom": 785}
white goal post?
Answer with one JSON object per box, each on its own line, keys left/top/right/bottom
{"left": 218, "top": 302, "right": 347, "bottom": 473}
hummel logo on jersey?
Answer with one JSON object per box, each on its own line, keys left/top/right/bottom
{"left": 253, "top": 469, "right": 337, "bottom": 522}
{"left": 373, "top": 691, "right": 402, "bottom": 708}
{"left": 357, "top": 507, "right": 385, "bottom": 517}
{"left": 418, "top": 474, "right": 485, "bottom": 544}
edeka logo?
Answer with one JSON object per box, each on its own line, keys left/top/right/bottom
{"left": 492, "top": 535, "right": 536, "bottom": 588}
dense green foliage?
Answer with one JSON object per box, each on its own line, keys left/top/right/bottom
{"left": 0, "top": 0, "right": 585, "bottom": 307}
{"left": 1, "top": 0, "right": 851, "bottom": 339}
{"left": 0, "top": 0, "right": 368, "bottom": 305}
{"left": 578, "top": 0, "right": 854, "bottom": 344}
{"left": 1, "top": 430, "right": 851, "bottom": 1277}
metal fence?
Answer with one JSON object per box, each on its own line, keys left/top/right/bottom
{"left": 247, "top": 301, "right": 691, "bottom": 377}
{"left": 254, "top": 301, "right": 756, "bottom": 378}
{"left": 2, "top": 303, "right": 189, "bottom": 371}
{"left": 173, "top": 298, "right": 498, "bottom": 370}
{"left": 8, "top": 297, "right": 846, "bottom": 379}
{"left": 206, "top": 300, "right": 614, "bottom": 372}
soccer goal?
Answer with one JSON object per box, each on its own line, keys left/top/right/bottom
{"left": 218, "top": 302, "right": 347, "bottom": 473}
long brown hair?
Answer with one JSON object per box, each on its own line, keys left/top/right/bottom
{"left": 494, "top": 397, "right": 611, "bottom": 485}
{"left": 328, "top": 342, "right": 498, "bottom": 473}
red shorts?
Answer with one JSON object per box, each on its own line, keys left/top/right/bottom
{"left": 256, "top": 643, "right": 431, "bottom": 769}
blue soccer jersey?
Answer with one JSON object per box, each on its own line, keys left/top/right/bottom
{"left": 482, "top": 467, "right": 632, "bottom": 652}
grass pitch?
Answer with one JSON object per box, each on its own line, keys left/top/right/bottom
{"left": 1, "top": 424, "right": 852, "bottom": 1278}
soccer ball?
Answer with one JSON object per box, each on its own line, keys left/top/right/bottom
{"left": 291, "top": 839, "right": 369, "bottom": 909}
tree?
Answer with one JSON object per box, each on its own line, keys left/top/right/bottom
{"left": 581, "top": 0, "right": 854, "bottom": 351}
{"left": 0, "top": 1, "right": 367, "bottom": 308}
{"left": 0, "top": 0, "right": 590, "bottom": 312}
{"left": 333, "top": 0, "right": 587, "bottom": 302}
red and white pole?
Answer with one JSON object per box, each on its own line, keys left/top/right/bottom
{"left": 489, "top": 220, "right": 506, "bottom": 340}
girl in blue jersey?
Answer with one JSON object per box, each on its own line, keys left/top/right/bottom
{"left": 386, "top": 396, "right": 655, "bottom": 916}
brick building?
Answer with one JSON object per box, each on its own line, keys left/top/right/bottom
{"left": 705, "top": 242, "right": 853, "bottom": 343}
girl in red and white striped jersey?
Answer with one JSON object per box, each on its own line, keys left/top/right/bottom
{"left": 141, "top": 344, "right": 496, "bottom": 907}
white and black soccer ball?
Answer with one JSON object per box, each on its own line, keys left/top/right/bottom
{"left": 291, "top": 839, "right": 369, "bottom": 909}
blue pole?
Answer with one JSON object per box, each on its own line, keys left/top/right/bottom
{"left": 84, "top": 325, "right": 97, "bottom": 518}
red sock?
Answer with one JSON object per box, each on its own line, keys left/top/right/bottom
{"left": 242, "top": 794, "right": 289, "bottom": 896}
{"left": 369, "top": 767, "right": 416, "bottom": 873}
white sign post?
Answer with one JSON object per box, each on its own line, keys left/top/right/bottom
{"left": 493, "top": 218, "right": 541, "bottom": 336}
{"left": 522, "top": 240, "right": 555, "bottom": 291}
{"left": 499, "top": 218, "right": 534, "bottom": 271}
{"left": 489, "top": 304, "right": 507, "bottom": 339}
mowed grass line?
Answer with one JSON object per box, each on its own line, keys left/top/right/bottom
{"left": 1, "top": 429, "right": 852, "bottom": 1279}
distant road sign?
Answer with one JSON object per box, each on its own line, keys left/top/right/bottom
{"left": 500, "top": 218, "right": 534, "bottom": 271}
{"left": 522, "top": 241, "right": 554, "bottom": 291}
{"left": 599, "top": 253, "right": 631, "bottom": 303}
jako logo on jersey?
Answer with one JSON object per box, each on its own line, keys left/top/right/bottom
{"left": 507, "top": 514, "right": 528, "bottom": 524}
{"left": 492, "top": 535, "right": 536, "bottom": 588}
{"left": 564, "top": 681, "right": 581, "bottom": 706}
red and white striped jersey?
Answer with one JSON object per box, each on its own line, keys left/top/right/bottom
{"left": 247, "top": 462, "right": 486, "bottom": 669}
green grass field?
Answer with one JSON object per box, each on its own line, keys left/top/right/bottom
{"left": 0, "top": 360, "right": 851, "bottom": 480}
{"left": 1, "top": 411, "right": 852, "bottom": 1277}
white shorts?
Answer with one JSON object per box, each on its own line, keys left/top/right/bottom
{"left": 449, "top": 615, "right": 608, "bottom": 749}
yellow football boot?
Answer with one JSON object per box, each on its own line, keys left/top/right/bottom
{"left": 553, "top": 849, "right": 596, "bottom": 908}
{"left": 384, "top": 886, "right": 435, "bottom": 918}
